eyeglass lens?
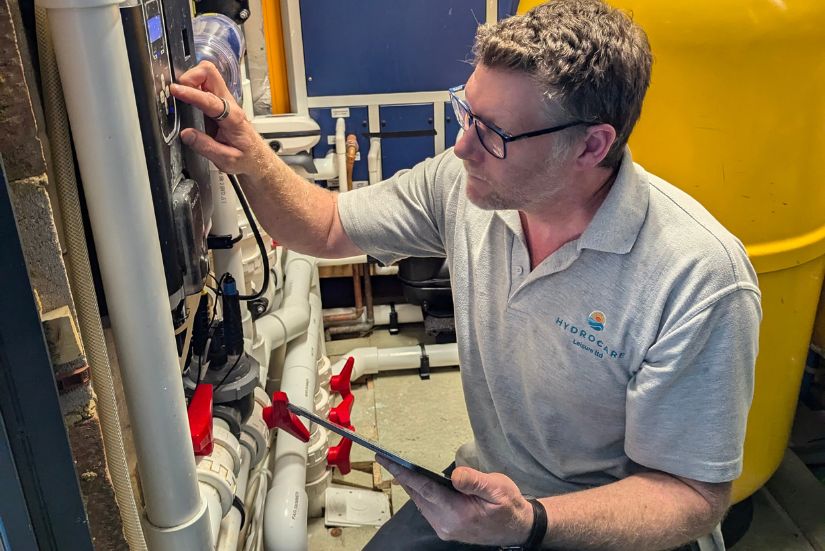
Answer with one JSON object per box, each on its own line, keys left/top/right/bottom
{"left": 450, "top": 94, "right": 505, "bottom": 158}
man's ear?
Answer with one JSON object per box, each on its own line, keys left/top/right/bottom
{"left": 575, "top": 123, "right": 617, "bottom": 168}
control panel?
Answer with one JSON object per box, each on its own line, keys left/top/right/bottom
{"left": 122, "top": 0, "right": 211, "bottom": 310}
{"left": 142, "top": 0, "right": 178, "bottom": 143}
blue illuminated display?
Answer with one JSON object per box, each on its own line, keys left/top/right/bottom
{"left": 147, "top": 15, "right": 163, "bottom": 43}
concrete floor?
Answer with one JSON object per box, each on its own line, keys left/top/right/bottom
{"left": 307, "top": 326, "right": 825, "bottom": 551}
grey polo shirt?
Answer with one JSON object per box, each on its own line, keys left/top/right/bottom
{"left": 337, "top": 148, "right": 760, "bottom": 501}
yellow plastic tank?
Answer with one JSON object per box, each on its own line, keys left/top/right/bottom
{"left": 813, "top": 287, "right": 825, "bottom": 350}
{"left": 518, "top": 0, "right": 825, "bottom": 501}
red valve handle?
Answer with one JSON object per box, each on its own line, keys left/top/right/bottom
{"left": 330, "top": 356, "right": 355, "bottom": 398}
{"left": 329, "top": 393, "right": 355, "bottom": 427}
{"left": 188, "top": 384, "right": 214, "bottom": 456}
{"left": 327, "top": 430, "right": 354, "bottom": 475}
{"left": 262, "top": 391, "right": 310, "bottom": 442}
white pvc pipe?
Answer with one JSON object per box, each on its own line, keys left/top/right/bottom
{"left": 210, "top": 167, "right": 248, "bottom": 295}
{"left": 217, "top": 508, "right": 243, "bottom": 551}
{"left": 201, "top": 482, "right": 223, "bottom": 549}
{"left": 321, "top": 304, "right": 421, "bottom": 326}
{"left": 263, "top": 288, "right": 322, "bottom": 551}
{"left": 216, "top": 446, "right": 251, "bottom": 551}
{"left": 240, "top": 63, "right": 254, "bottom": 120}
{"left": 316, "top": 255, "right": 367, "bottom": 267}
{"left": 311, "top": 270, "right": 327, "bottom": 359}
{"left": 368, "top": 138, "right": 382, "bottom": 185}
{"left": 374, "top": 264, "right": 399, "bottom": 275}
{"left": 331, "top": 343, "right": 459, "bottom": 380}
{"left": 38, "top": 0, "right": 210, "bottom": 547}
{"left": 312, "top": 154, "right": 337, "bottom": 181}
{"left": 252, "top": 251, "right": 315, "bottom": 383}
{"left": 335, "top": 117, "right": 348, "bottom": 192}
{"left": 372, "top": 304, "right": 423, "bottom": 326}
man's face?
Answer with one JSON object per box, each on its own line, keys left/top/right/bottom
{"left": 454, "top": 64, "right": 577, "bottom": 211}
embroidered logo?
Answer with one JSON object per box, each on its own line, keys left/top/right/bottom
{"left": 587, "top": 311, "right": 605, "bottom": 331}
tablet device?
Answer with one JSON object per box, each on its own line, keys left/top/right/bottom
{"left": 287, "top": 402, "right": 455, "bottom": 490}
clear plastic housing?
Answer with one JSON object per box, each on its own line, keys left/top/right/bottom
{"left": 192, "top": 14, "right": 246, "bottom": 103}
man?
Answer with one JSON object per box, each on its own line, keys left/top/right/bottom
{"left": 171, "top": 1, "right": 760, "bottom": 549}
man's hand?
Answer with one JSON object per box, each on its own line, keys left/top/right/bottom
{"left": 169, "top": 61, "right": 268, "bottom": 175}
{"left": 376, "top": 455, "right": 534, "bottom": 546}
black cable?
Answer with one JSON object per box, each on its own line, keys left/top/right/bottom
{"left": 228, "top": 173, "right": 270, "bottom": 301}
{"left": 214, "top": 351, "right": 243, "bottom": 391}
{"left": 196, "top": 272, "right": 227, "bottom": 386}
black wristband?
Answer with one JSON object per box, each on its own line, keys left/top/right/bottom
{"left": 522, "top": 497, "right": 547, "bottom": 550}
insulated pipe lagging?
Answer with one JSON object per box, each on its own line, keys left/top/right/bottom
{"left": 33, "top": 7, "right": 147, "bottom": 549}
{"left": 37, "top": 0, "right": 210, "bottom": 547}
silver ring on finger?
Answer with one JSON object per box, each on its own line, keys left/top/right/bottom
{"left": 213, "top": 96, "right": 230, "bottom": 121}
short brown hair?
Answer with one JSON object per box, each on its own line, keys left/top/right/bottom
{"left": 472, "top": 0, "right": 652, "bottom": 167}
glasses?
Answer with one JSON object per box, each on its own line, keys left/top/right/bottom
{"left": 448, "top": 84, "right": 588, "bottom": 159}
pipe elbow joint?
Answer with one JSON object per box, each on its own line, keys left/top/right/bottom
{"left": 264, "top": 484, "right": 309, "bottom": 551}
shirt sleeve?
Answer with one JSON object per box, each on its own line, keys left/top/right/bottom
{"left": 624, "top": 286, "right": 761, "bottom": 483}
{"left": 336, "top": 151, "right": 452, "bottom": 266}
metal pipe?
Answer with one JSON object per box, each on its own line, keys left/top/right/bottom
{"left": 345, "top": 134, "right": 358, "bottom": 188}
{"left": 321, "top": 264, "right": 364, "bottom": 324}
{"left": 36, "top": 0, "right": 210, "bottom": 546}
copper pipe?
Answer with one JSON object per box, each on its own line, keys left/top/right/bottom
{"left": 353, "top": 263, "right": 364, "bottom": 310}
{"left": 345, "top": 134, "right": 359, "bottom": 189}
{"left": 364, "top": 263, "right": 374, "bottom": 323}
{"left": 322, "top": 264, "right": 365, "bottom": 324}
{"left": 328, "top": 265, "right": 376, "bottom": 338}
{"left": 327, "top": 321, "right": 373, "bottom": 336}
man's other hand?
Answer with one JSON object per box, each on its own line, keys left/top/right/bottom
{"left": 169, "top": 60, "right": 267, "bottom": 175}
{"left": 376, "top": 455, "right": 534, "bottom": 546}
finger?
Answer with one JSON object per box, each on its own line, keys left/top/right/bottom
{"left": 170, "top": 84, "right": 229, "bottom": 119}
{"left": 176, "top": 60, "right": 232, "bottom": 99}
{"left": 375, "top": 455, "right": 395, "bottom": 473}
{"left": 180, "top": 128, "right": 243, "bottom": 169}
{"left": 451, "top": 467, "right": 497, "bottom": 502}
{"left": 403, "top": 486, "right": 450, "bottom": 538}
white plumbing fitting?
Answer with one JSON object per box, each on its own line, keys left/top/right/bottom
{"left": 305, "top": 469, "right": 332, "bottom": 519}
{"left": 314, "top": 385, "right": 331, "bottom": 420}
{"left": 317, "top": 355, "right": 331, "bottom": 391}
{"left": 240, "top": 387, "right": 272, "bottom": 467}
{"left": 305, "top": 426, "right": 329, "bottom": 483}
{"left": 197, "top": 421, "right": 240, "bottom": 517}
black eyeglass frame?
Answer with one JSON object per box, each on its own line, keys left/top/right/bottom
{"left": 448, "top": 84, "right": 591, "bottom": 159}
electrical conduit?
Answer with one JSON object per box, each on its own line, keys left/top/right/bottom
{"left": 35, "top": 0, "right": 211, "bottom": 546}
{"left": 33, "top": 6, "right": 147, "bottom": 549}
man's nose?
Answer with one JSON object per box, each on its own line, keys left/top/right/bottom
{"left": 454, "top": 126, "right": 484, "bottom": 162}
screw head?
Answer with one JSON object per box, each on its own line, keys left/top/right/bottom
{"left": 239, "top": 8, "right": 249, "bottom": 19}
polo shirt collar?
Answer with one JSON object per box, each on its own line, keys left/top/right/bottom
{"left": 493, "top": 148, "right": 649, "bottom": 256}
{"left": 577, "top": 148, "right": 649, "bottom": 255}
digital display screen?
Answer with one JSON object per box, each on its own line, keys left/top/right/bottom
{"left": 147, "top": 15, "right": 163, "bottom": 43}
